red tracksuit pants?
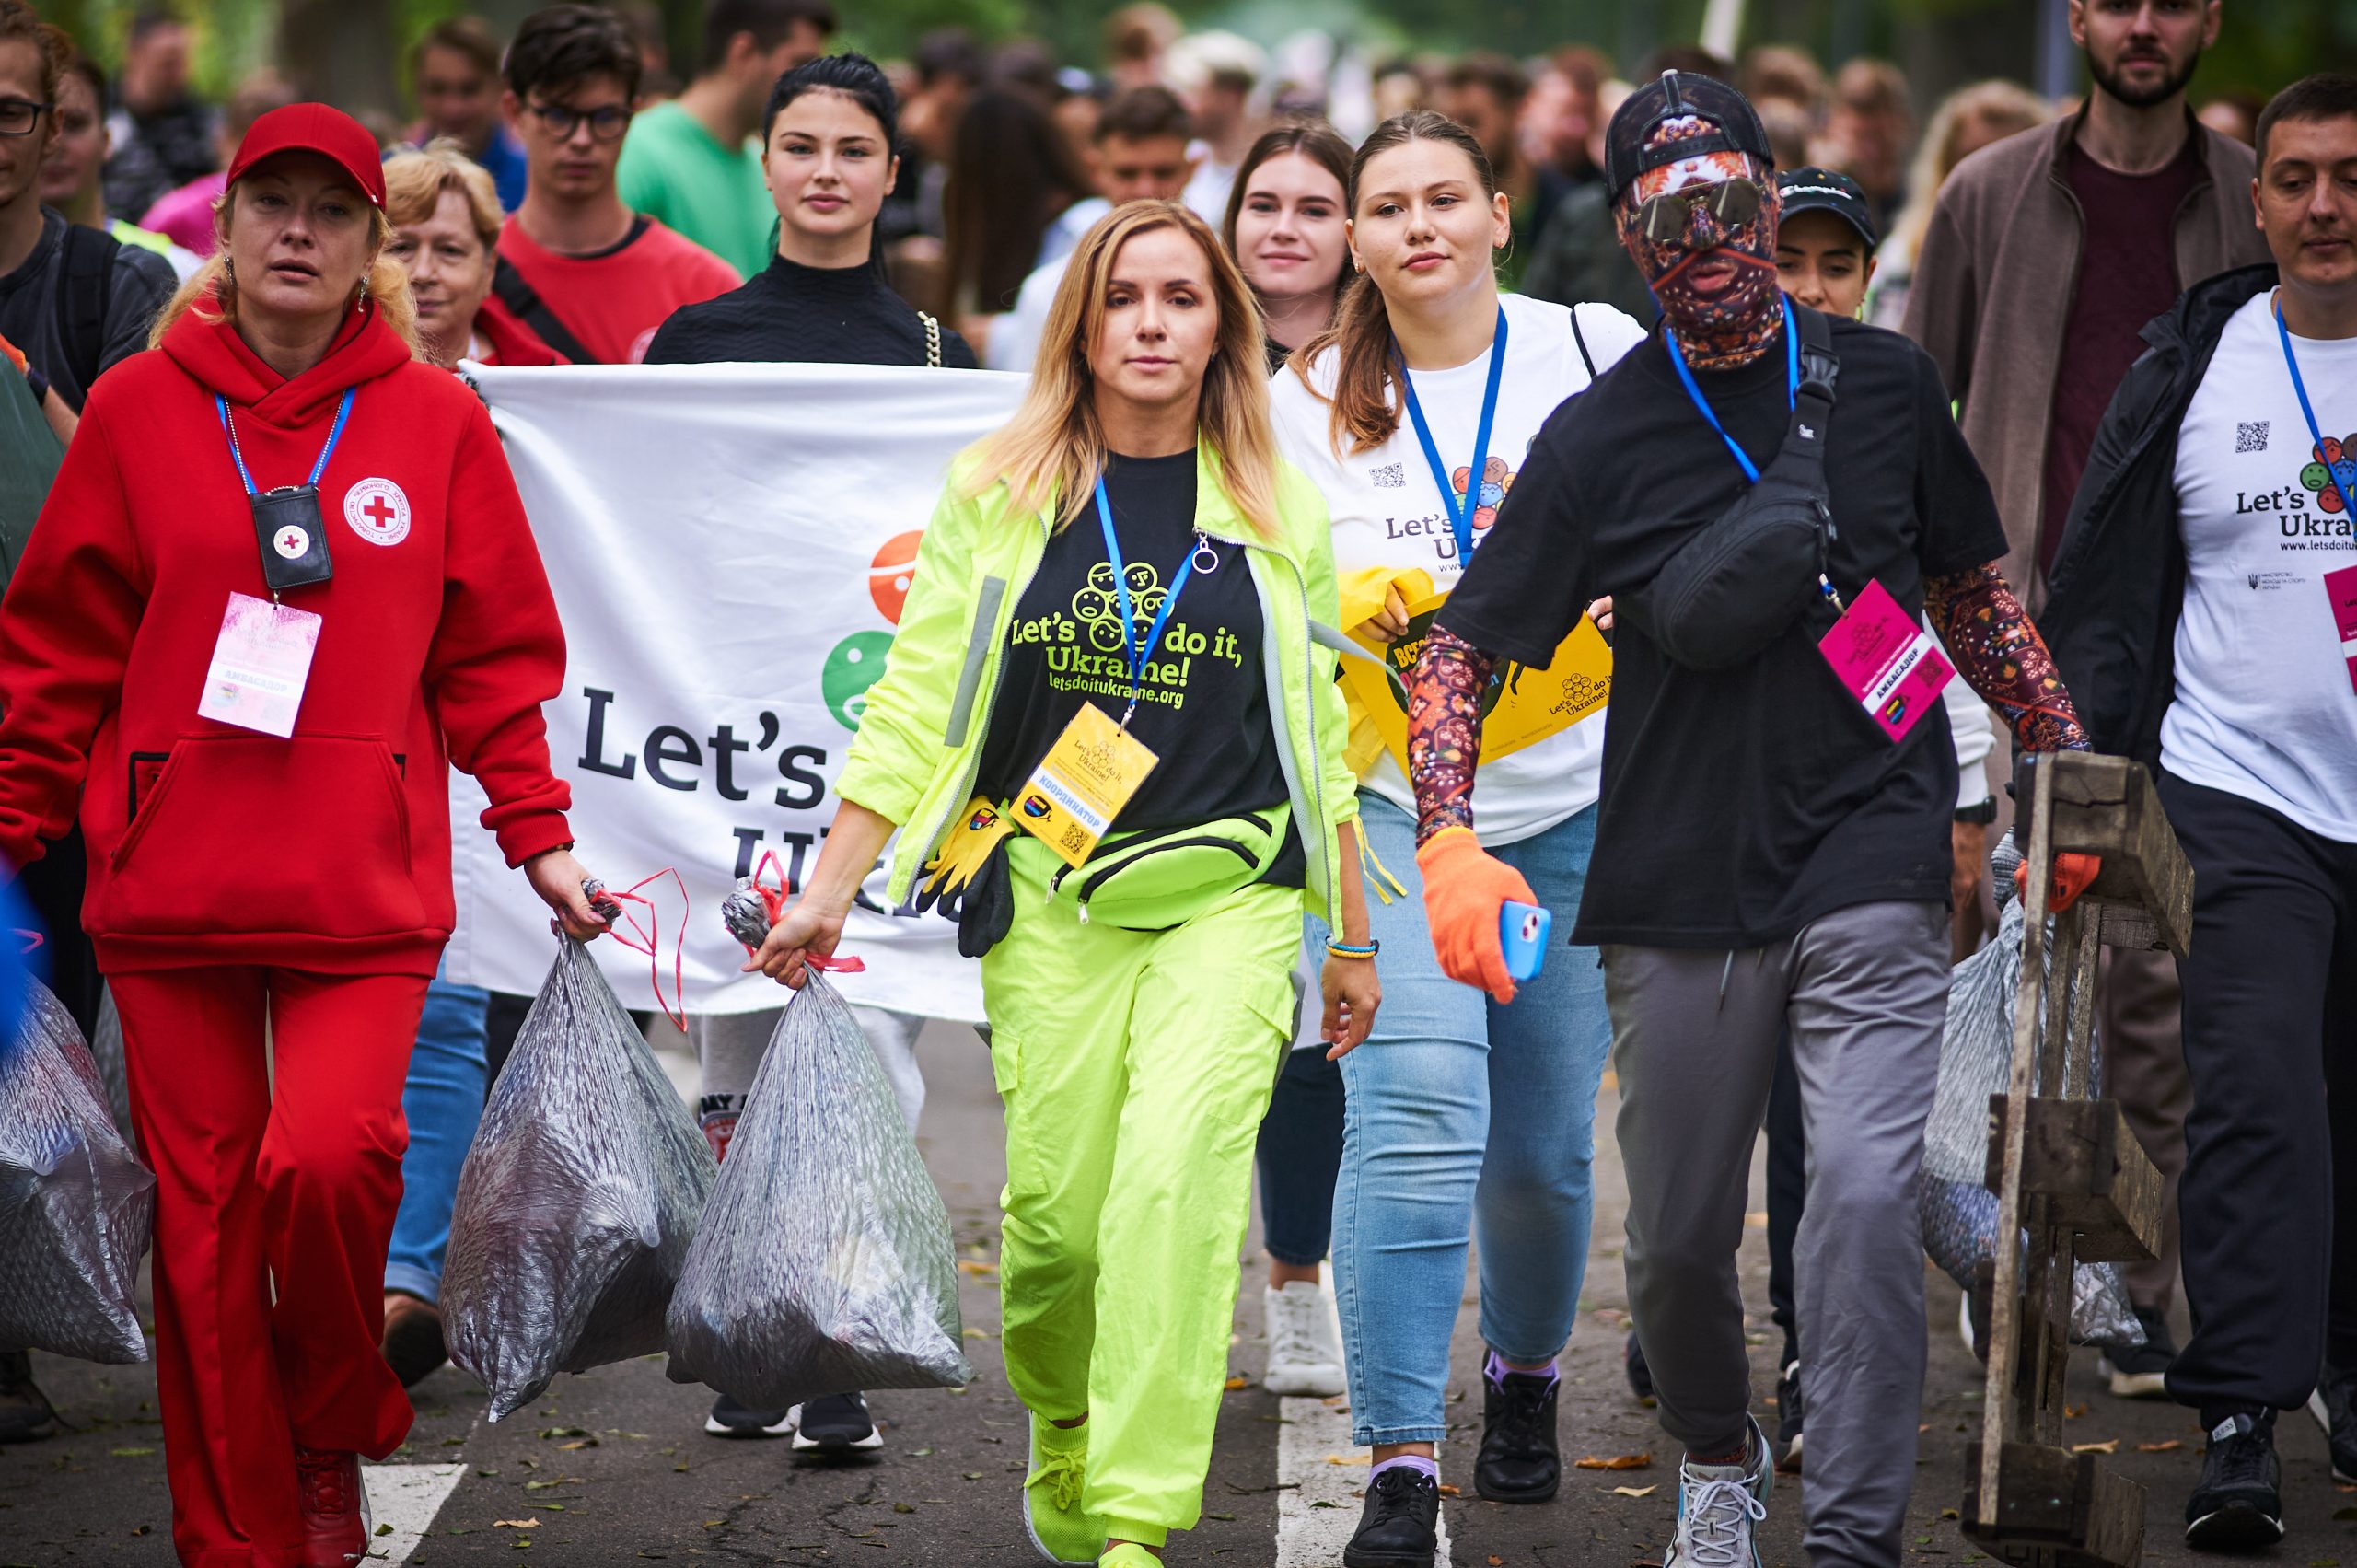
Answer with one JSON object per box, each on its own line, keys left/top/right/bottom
{"left": 111, "top": 968, "right": 429, "bottom": 1568}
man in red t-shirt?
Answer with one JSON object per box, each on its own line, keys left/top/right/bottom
{"left": 493, "top": 5, "right": 738, "bottom": 365}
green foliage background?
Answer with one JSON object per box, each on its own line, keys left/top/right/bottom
{"left": 33, "top": 0, "right": 2353, "bottom": 114}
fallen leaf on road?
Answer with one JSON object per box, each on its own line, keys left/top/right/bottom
{"left": 956, "top": 1260, "right": 997, "bottom": 1275}
{"left": 375, "top": 1525, "right": 392, "bottom": 1536}
{"left": 1324, "top": 1454, "right": 1368, "bottom": 1466}
{"left": 537, "top": 1427, "right": 587, "bottom": 1439}
{"left": 109, "top": 1447, "right": 155, "bottom": 1458}
{"left": 493, "top": 1520, "right": 539, "bottom": 1529}
{"left": 1490, "top": 1557, "right": 1505, "bottom": 1565}
{"left": 962, "top": 1327, "right": 991, "bottom": 1339}
{"left": 557, "top": 1438, "right": 598, "bottom": 1451}
{"left": 1574, "top": 1454, "right": 1653, "bottom": 1470}
{"left": 1205, "top": 1512, "right": 1236, "bottom": 1521}
{"left": 2069, "top": 1441, "right": 2119, "bottom": 1455}
{"left": 1225, "top": 1376, "right": 1250, "bottom": 1390}
{"left": 1611, "top": 1485, "right": 1658, "bottom": 1498}
{"left": 962, "top": 1472, "right": 985, "bottom": 1481}
{"left": 893, "top": 1504, "right": 915, "bottom": 1515}
{"left": 2062, "top": 1403, "right": 2087, "bottom": 1420}
{"left": 2135, "top": 1441, "right": 2182, "bottom": 1453}
{"left": 1438, "top": 1484, "right": 1461, "bottom": 1497}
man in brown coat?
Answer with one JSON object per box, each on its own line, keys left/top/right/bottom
{"left": 1904, "top": 0, "right": 2269, "bottom": 1405}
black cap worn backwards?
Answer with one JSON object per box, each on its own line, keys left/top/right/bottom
{"left": 1603, "top": 70, "right": 1775, "bottom": 201}
{"left": 1775, "top": 167, "right": 1880, "bottom": 251}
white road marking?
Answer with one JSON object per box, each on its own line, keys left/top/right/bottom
{"left": 361, "top": 1462, "right": 466, "bottom": 1565}
{"left": 1275, "top": 1397, "right": 1451, "bottom": 1568}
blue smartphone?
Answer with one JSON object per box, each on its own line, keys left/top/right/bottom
{"left": 1501, "top": 901, "right": 1551, "bottom": 983}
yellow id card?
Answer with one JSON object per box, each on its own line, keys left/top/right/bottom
{"left": 1341, "top": 587, "right": 1613, "bottom": 773}
{"left": 1012, "top": 703, "right": 1161, "bottom": 868}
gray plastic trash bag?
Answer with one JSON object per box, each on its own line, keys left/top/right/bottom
{"left": 0, "top": 981, "right": 155, "bottom": 1363}
{"left": 1920, "top": 879, "right": 2142, "bottom": 1347}
{"left": 443, "top": 936, "right": 716, "bottom": 1420}
{"left": 666, "top": 970, "right": 971, "bottom": 1408}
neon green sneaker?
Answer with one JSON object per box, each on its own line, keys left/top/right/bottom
{"left": 1098, "top": 1546, "right": 1160, "bottom": 1567}
{"left": 1024, "top": 1412, "right": 1106, "bottom": 1566}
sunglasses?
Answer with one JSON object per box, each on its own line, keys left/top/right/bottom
{"left": 1634, "top": 177, "right": 1766, "bottom": 243}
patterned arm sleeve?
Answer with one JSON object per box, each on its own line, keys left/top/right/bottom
{"left": 1923, "top": 563, "right": 2091, "bottom": 754}
{"left": 1405, "top": 625, "right": 1500, "bottom": 844}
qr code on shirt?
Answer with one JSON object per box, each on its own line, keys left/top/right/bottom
{"left": 2236, "top": 421, "right": 2270, "bottom": 453}
{"left": 1372, "top": 463, "right": 1406, "bottom": 489}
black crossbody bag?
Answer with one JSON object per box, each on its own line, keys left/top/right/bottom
{"left": 1625, "top": 306, "right": 1841, "bottom": 670}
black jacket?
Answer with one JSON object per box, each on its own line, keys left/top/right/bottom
{"left": 2039, "top": 262, "right": 2278, "bottom": 768}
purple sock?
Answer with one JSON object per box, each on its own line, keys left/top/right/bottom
{"left": 1370, "top": 1455, "right": 1438, "bottom": 1482}
{"left": 1486, "top": 1349, "right": 1560, "bottom": 1388}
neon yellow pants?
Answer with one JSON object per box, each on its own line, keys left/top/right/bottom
{"left": 981, "top": 836, "right": 1302, "bottom": 1546}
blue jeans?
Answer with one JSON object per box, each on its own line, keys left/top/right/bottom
{"left": 1258, "top": 1038, "right": 1345, "bottom": 1267}
{"left": 384, "top": 969, "right": 490, "bottom": 1305}
{"left": 1329, "top": 795, "right": 1611, "bottom": 1448}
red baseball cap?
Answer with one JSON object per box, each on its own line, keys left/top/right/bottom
{"left": 225, "top": 103, "right": 388, "bottom": 209}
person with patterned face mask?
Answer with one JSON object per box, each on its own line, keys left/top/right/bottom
{"left": 1400, "top": 73, "right": 2100, "bottom": 1568}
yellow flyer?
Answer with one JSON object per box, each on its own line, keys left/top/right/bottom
{"left": 1340, "top": 587, "right": 1612, "bottom": 772}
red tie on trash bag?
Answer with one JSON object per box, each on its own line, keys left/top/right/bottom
{"left": 594, "top": 868, "right": 692, "bottom": 1028}
{"left": 742, "top": 850, "right": 865, "bottom": 975}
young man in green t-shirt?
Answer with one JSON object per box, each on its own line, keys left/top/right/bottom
{"left": 616, "top": 0, "right": 833, "bottom": 278}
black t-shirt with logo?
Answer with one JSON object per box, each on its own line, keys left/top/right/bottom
{"left": 1437, "top": 318, "right": 2007, "bottom": 947}
{"left": 980, "top": 448, "right": 1298, "bottom": 877}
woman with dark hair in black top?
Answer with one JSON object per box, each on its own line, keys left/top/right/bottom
{"left": 644, "top": 52, "right": 964, "bottom": 1456}
{"left": 645, "top": 52, "right": 977, "bottom": 368}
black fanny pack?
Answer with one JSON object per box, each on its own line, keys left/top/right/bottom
{"left": 1626, "top": 305, "right": 1841, "bottom": 670}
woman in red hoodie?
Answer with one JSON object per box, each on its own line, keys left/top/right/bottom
{"left": 0, "top": 105, "right": 610, "bottom": 1568}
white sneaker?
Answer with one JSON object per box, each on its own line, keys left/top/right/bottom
{"left": 1264, "top": 1282, "right": 1345, "bottom": 1397}
{"left": 1666, "top": 1419, "right": 1771, "bottom": 1568}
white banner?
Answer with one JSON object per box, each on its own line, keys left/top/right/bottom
{"left": 442, "top": 362, "right": 1029, "bottom": 1021}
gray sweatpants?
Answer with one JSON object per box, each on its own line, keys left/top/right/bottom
{"left": 689, "top": 1005, "right": 928, "bottom": 1132}
{"left": 1608, "top": 900, "right": 1949, "bottom": 1568}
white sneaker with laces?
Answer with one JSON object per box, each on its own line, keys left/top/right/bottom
{"left": 1264, "top": 1282, "right": 1345, "bottom": 1398}
{"left": 1666, "top": 1419, "right": 1771, "bottom": 1568}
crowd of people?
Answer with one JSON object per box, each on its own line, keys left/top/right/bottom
{"left": 0, "top": 3, "right": 2350, "bottom": 1568}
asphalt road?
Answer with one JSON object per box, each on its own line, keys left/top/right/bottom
{"left": 5, "top": 1020, "right": 2352, "bottom": 1567}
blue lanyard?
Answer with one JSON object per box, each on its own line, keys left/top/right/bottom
{"left": 1093, "top": 475, "right": 1209, "bottom": 725}
{"left": 1664, "top": 296, "right": 1797, "bottom": 484}
{"left": 1398, "top": 306, "right": 1509, "bottom": 561}
{"left": 216, "top": 387, "right": 355, "bottom": 494}
{"left": 2276, "top": 293, "right": 2357, "bottom": 522}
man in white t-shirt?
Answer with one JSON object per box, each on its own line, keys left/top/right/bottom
{"left": 984, "top": 86, "right": 1197, "bottom": 373}
{"left": 2043, "top": 73, "right": 2357, "bottom": 1549}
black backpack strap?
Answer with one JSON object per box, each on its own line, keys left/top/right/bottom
{"left": 58, "top": 221, "right": 119, "bottom": 400}
{"left": 1569, "top": 304, "right": 1597, "bottom": 380}
{"left": 492, "top": 254, "right": 594, "bottom": 365}
{"left": 1793, "top": 301, "right": 1838, "bottom": 406}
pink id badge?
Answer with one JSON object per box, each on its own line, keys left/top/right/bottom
{"left": 1816, "top": 578, "right": 1956, "bottom": 743}
{"left": 197, "top": 592, "right": 320, "bottom": 738}
{"left": 2328, "top": 564, "right": 2357, "bottom": 698}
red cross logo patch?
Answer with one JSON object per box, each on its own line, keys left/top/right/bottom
{"left": 343, "top": 477, "right": 412, "bottom": 546}
{"left": 273, "top": 524, "right": 311, "bottom": 560}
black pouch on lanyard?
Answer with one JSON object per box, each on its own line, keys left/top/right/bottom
{"left": 251, "top": 485, "right": 334, "bottom": 592}
{"left": 222, "top": 387, "right": 350, "bottom": 595}
{"left": 1623, "top": 305, "right": 1841, "bottom": 670}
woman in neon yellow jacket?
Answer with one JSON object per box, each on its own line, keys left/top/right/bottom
{"left": 747, "top": 199, "right": 1379, "bottom": 1568}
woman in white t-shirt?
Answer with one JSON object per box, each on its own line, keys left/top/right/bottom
{"left": 1267, "top": 110, "right": 1645, "bottom": 1564}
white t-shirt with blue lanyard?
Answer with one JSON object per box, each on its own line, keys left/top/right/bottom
{"left": 2165, "top": 288, "right": 2357, "bottom": 842}
{"left": 1271, "top": 292, "right": 1648, "bottom": 845}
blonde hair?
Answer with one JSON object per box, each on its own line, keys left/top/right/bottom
{"left": 1886, "top": 79, "right": 2051, "bottom": 270}
{"left": 147, "top": 180, "right": 423, "bottom": 358}
{"left": 383, "top": 138, "right": 503, "bottom": 253}
{"left": 964, "top": 201, "right": 1283, "bottom": 539}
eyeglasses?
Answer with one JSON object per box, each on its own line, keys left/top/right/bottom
{"left": 1634, "top": 177, "right": 1765, "bottom": 243}
{"left": 523, "top": 99, "right": 633, "bottom": 143}
{"left": 0, "top": 99, "right": 53, "bottom": 137}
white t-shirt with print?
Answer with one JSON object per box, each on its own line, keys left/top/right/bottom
{"left": 1271, "top": 292, "right": 1649, "bottom": 844}
{"left": 2164, "top": 290, "right": 2357, "bottom": 843}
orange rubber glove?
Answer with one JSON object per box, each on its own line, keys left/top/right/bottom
{"left": 2014, "top": 851, "right": 2103, "bottom": 913}
{"left": 0, "top": 331, "right": 25, "bottom": 377}
{"left": 1416, "top": 826, "right": 1538, "bottom": 1005}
